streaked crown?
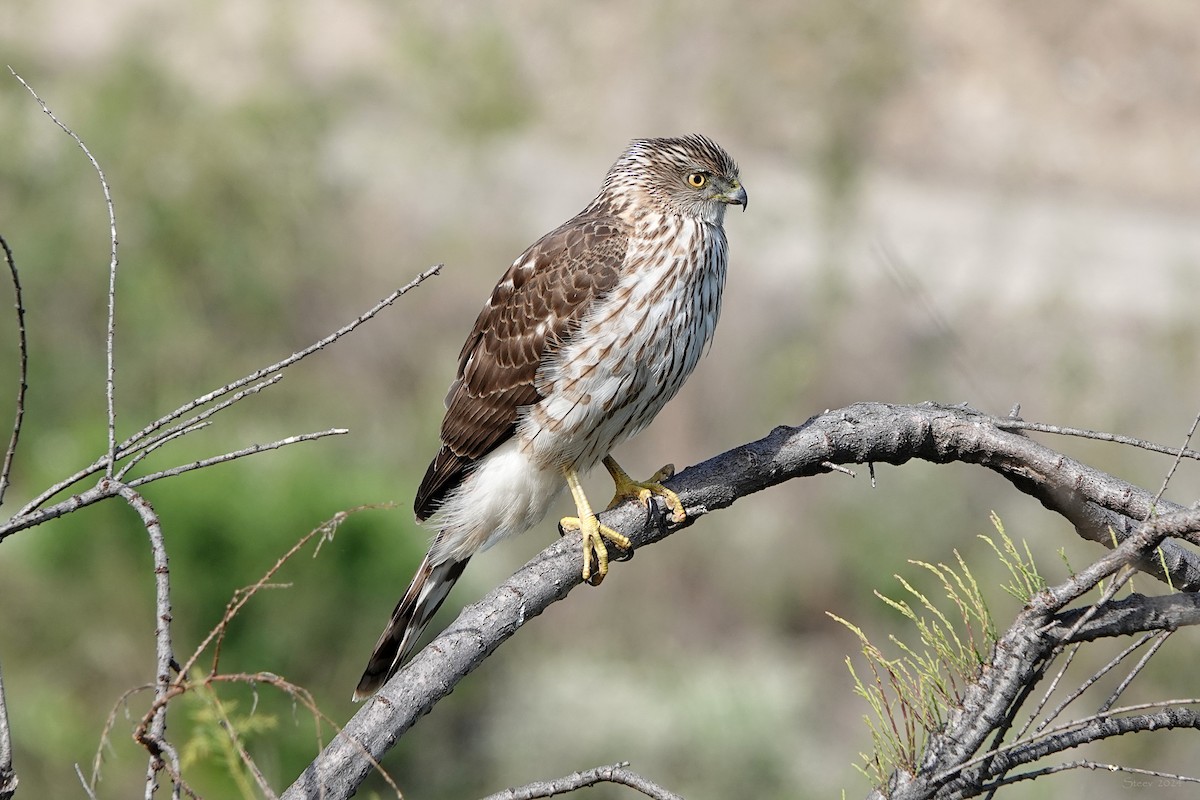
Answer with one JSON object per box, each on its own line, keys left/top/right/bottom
{"left": 597, "top": 134, "right": 746, "bottom": 223}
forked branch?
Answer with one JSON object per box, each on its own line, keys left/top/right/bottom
{"left": 284, "top": 402, "right": 1200, "bottom": 799}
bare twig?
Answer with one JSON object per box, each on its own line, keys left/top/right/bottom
{"left": 73, "top": 763, "right": 98, "bottom": 800}
{"left": 125, "top": 429, "right": 349, "bottom": 488}
{"left": 0, "top": 234, "right": 27, "bottom": 508}
{"left": 10, "top": 68, "right": 122, "bottom": 476}
{"left": 978, "top": 704, "right": 1200, "bottom": 784}
{"left": 122, "top": 375, "right": 283, "bottom": 467}
{"left": 1015, "top": 642, "right": 1078, "bottom": 743}
{"left": 113, "top": 511, "right": 403, "bottom": 799}
{"left": 478, "top": 762, "right": 686, "bottom": 800}
{"left": 1096, "top": 630, "right": 1173, "bottom": 715}
{"left": 0, "top": 663, "right": 16, "bottom": 800}
{"left": 1031, "top": 633, "right": 1154, "bottom": 734}
{"left": 184, "top": 505, "right": 390, "bottom": 679}
{"left": 978, "top": 760, "right": 1199, "bottom": 794}
{"left": 115, "top": 422, "right": 211, "bottom": 481}
{"left": 205, "top": 689, "right": 278, "bottom": 800}
{"left": 872, "top": 237, "right": 989, "bottom": 404}
{"left": 91, "top": 685, "right": 153, "bottom": 789}
{"left": 14, "top": 264, "right": 440, "bottom": 519}
{"left": 0, "top": 430, "right": 347, "bottom": 543}
{"left": 112, "top": 265, "right": 442, "bottom": 467}
{"left": 995, "top": 418, "right": 1200, "bottom": 462}
{"left": 1149, "top": 409, "right": 1200, "bottom": 506}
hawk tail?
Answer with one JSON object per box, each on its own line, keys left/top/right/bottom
{"left": 353, "top": 553, "right": 469, "bottom": 701}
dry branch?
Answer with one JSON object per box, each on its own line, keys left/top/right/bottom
{"left": 0, "top": 235, "right": 27, "bottom": 508}
{"left": 284, "top": 402, "right": 1200, "bottom": 799}
{"left": 5, "top": 69, "right": 444, "bottom": 798}
{"left": 479, "top": 762, "right": 686, "bottom": 800}
{"left": 0, "top": 665, "right": 14, "bottom": 800}
{"left": 875, "top": 506, "right": 1200, "bottom": 799}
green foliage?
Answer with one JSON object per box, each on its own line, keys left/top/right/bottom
{"left": 830, "top": 528, "right": 1018, "bottom": 789}
{"left": 979, "top": 511, "right": 1046, "bottom": 603}
{"left": 180, "top": 679, "right": 280, "bottom": 800}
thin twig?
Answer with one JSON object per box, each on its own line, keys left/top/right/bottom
{"left": 113, "top": 265, "right": 442, "bottom": 466}
{"left": 0, "top": 235, "right": 27, "bottom": 508}
{"left": 0, "top": 663, "right": 16, "bottom": 800}
{"left": 124, "top": 375, "right": 283, "bottom": 465}
{"left": 14, "top": 266, "right": 439, "bottom": 518}
{"left": 116, "top": 422, "right": 211, "bottom": 481}
{"left": 182, "top": 506, "right": 388, "bottom": 680}
{"left": 74, "top": 764, "right": 98, "bottom": 800}
{"left": 979, "top": 760, "right": 1200, "bottom": 793}
{"left": 478, "top": 762, "right": 686, "bottom": 800}
{"left": 995, "top": 418, "right": 1200, "bottom": 462}
{"left": 0, "top": 430, "right": 347, "bottom": 543}
{"left": 1032, "top": 633, "right": 1155, "bottom": 735}
{"left": 1150, "top": 409, "right": 1200, "bottom": 507}
{"left": 1096, "top": 630, "right": 1172, "bottom": 715}
{"left": 207, "top": 690, "right": 278, "bottom": 800}
{"left": 1016, "top": 642, "right": 1077, "bottom": 741}
{"left": 873, "top": 237, "right": 990, "bottom": 404}
{"left": 10, "top": 68, "right": 121, "bottom": 476}
{"left": 91, "top": 686, "right": 153, "bottom": 789}
{"left": 121, "top": 513, "right": 403, "bottom": 799}
{"left": 125, "top": 429, "right": 349, "bottom": 488}
{"left": 935, "top": 699, "right": 1200, "bottom": 786}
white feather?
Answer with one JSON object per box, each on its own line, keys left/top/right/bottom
{"left": 427, "top": 438, "right": 565, "bottom": 563}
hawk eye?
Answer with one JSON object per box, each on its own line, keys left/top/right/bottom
{"left": 686, "top": 172, "right": 707, "bottom": 188}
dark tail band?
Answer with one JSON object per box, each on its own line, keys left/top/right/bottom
{"left": 353, "top": 554, "right": 469, "bottom": 700}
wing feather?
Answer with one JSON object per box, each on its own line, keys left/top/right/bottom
{"left": 414, "top": 215, "right": 628, "bottom": 520}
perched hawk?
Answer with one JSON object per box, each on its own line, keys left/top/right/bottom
{"left": 355, "top": 135, "right": 746, "bottom": 699}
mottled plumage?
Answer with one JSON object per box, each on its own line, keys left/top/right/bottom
{"left": 356, "top": 135, "right": 746, "bottom": 700}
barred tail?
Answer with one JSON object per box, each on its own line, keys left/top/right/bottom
{"left": 353, "top": 554, "right": 469, "bottom": 701}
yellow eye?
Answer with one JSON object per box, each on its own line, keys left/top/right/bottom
{"left": 687, "top": 172, "right": 707, "bottom": 188}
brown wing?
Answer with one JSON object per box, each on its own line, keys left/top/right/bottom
{"left": 414, "top": 214, "right": 629, "bottom": 520}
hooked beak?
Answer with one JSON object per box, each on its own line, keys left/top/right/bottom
{"left": 725, "top": 183, "right": 748, "bottom": 211}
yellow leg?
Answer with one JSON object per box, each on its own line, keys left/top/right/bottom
{"left": 560, "top": 466, "right": 632, "bottom": 586}
{"left": 602, "top": 455, "right": 686, "bottom": 524}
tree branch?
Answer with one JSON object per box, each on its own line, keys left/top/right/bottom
{"left": 478, "top": 762, "right": 686, "bottom": 800}
{"left": 10, "top": 68, "right": 122, "bottom": 476}
{"left": 0, "top": 234, "right": 27, "bottom": 508}
{"left": 114, "top": 484, "right": 181, "bottom": 800}
{"left": 875, "top": 506, "right": 1200, "bottom": 799}
{"left": 1053, "top": 593, "right": 1200, "bottom": 643}
{"left": 12, "top": 264, "right": 441, "bottom": 521}
{"left": 284, "top": 402, "right": 1200, "bottom": 799}
{"left": 967, "top": 707, "right": 1200, "bottom": 797}
{"left": 0, "top": 663, "right": 15, "bottom": 800}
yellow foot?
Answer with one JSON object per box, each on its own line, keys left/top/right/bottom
{"left": 602, "top": 455, "right": 686, "bottom": 524}
{"left": 559, "top": 513, "right": 632, "bottom": 586}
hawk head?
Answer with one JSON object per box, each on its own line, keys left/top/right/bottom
{"left": 601, "top": 134, "right": 747, "bottom": 224}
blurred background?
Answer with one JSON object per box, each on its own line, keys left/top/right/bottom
{"left": 2, "top": 1, "right": 1199, "bottom": 797}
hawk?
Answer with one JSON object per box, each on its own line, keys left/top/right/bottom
{"left": 355, "top": 135, "right": 746, "bottom": 699}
